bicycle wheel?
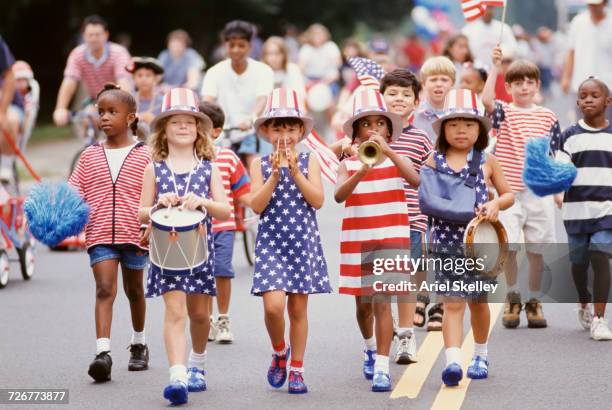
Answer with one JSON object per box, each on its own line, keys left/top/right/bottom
{"left": 242, "top": 207, "right": 258, "bottom": 266}
{"left": 0, "top": 250, "right": 9, "bottom": 288}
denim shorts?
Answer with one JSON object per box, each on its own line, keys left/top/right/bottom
{"left": 410, "top": 230, "right": 425, "bottom": 261}
{"left": 568, "top": 230, "right": 612, "bottom": 265}
{"left": 214, "top": 231, "right": 235, "bottom": 278}
{"left": 88, "top": 244, "right": 149, "bottom": 270}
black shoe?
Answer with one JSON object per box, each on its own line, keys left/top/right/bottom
{"left": 128, "top": 344, "right": 149, "bottom": 371}
{"left": 88, "top": 351, "right": 112, "bottom": 382}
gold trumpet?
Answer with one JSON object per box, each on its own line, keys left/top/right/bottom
{"left": 358, "top": 141, "right": 382, "bottom": 165}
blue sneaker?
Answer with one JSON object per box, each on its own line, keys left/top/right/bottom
{"left": 187, "top": 367, "right": 207, "bottom": 392}
{"left": 363, "top": 349, "right": 376, "bottom": 380}
{"left": 467, "top": 356, "right": 489, "bottom": 380}
{"left": 442, "top": 363, "right": 463, "bottom": 387}
{"left": 163, "top": 380, "right": 188, "bottom": 405}
{"left": 267, "top": 346, "right": 290, "bottom": 388}
{"left": 288, "top": 370, "right": 308, "bottom": 394}
{"left": 371, "top": 371, "right": 392, "bottom": 392}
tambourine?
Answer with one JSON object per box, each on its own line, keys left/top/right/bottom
{"left": 463, "top": 215, "right": 509, "bottom": 277}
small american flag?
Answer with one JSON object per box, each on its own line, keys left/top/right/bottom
{"left": 347, "top": 57, "right": 385, "bottom": 90}
{"left": 461, "top": 0, "right": 486, "bottom": 21}
{"left": 303, "top": 130, "right": 340, "bottom": 185}
{"left": 482, "top": 0, "right": 505, "bottom": 6}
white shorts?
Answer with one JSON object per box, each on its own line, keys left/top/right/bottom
{"left": 498, "top": 190, "right": 556, "bottom": 252}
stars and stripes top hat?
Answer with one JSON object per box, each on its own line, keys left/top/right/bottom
{"left": 432, "top": 89, "right": 491, "bottom": 136}
{"left": 343, "top": 88, "right": 403, "bottom": 141}
{"left": 254, "top": 87, "right": 313, "bottom": 142}
{"left": 150, "top": 87, "right": 211, "bottom": 130}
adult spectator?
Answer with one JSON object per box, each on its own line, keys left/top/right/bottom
{"left": 298, "top": 23, "right": 342, "bottom": 95}
{"left": 157, "top": 29, "right": 205, "bottom": 90}
{"left": 53, "top": 15, "right": 131, "bottom": 127}
{"left": 0, "top": 35, "right": 24, "bottom": 181}
{"left": 561, "top": 0, "right": 612, "bottom": 120}
{"left": 462, "top": 6, "right": 516, "bottom": 68}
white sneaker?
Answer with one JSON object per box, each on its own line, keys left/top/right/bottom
{"left": 394, "top": 332, "right": 417, "bottom": 364}
{"left": 590, "top": 316, "right": 612, "bottom": 341}
{"left": 208, "top": 317, "right": 217, "bottom": 342}
{"left": 216, "top": 316, "right": 234, "bottom": 344}
{"left": 577, "top": 303, "right": 593, "bottom": 330}
{"left": 0, "top": 167, "right": 12, "bottom": 183}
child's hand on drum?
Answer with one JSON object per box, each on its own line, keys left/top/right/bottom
{"left": 158, "top": 193, "right": 180, "bottom": 208}
{"left": 181, "top": 192, "right": 205, "bottom": 211}
{"left": 477, "top": 199, "right": 500, "bottom": 222}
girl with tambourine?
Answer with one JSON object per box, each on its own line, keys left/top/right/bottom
{"left": 139, "top": 88, "right": 231, "bottom": 405}
{"left": 419, "top": 89, "right": 514, "bottom": 387}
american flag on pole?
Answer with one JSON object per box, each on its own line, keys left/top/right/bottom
{"left": 303, "top": 130, "right": 340, "bottom": 185}
{"left": 347, "top": 57, "right": 385, "bottom": 90}
{"left": 461, "top": 0, "right": 486, "bottom": 21}
{"left": 482, "top": 0, "right": 505, "bottom": 6}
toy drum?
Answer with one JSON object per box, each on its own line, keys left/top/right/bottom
{"left": 149, "top": 205, "right": 208, "bottom": 276}
{"left": 463, "top": 216, "right": 509, "bottom": 277}
{"left": 307, "top": 83, "right": 333, "bottom": 112}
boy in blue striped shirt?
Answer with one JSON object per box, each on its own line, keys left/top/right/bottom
{"left": 556, "top": 77, "right": 612, "bottom": 341}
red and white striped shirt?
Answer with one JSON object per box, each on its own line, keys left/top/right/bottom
{"left": 390, "top": 126, "right": 433, "bottom": 233}
{"left": 491, "top": 101, "right": 562, "bottom": 192}
{"left": 63, "top": 42, "right": 131, "bottom": 99}
{"left": 212, "top": 148, "right": 250, "bottom": 231}
{"left": 68, "top": 143, "right": 151, "bottom": 249}
{"left": 339, "top": 157, "right": 410, "bottom": 296}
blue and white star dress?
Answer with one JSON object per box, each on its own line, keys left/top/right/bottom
{"left": 251, "top": 152, "right": 332, "bottom": 296}
{"left": 430, "top": 150, "right": 494, "bottom": 299}
{"left": 145, "top": 159, "right": 216, "bottom": 297}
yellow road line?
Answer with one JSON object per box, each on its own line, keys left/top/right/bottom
{"left": 429, "top": 303, "right": 503, "bottom": 410}
{"left": 390, "top": 330, "right": 445, "bottom": 399}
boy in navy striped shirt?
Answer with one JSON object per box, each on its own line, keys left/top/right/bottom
{"left": 556, "top": 77, "right": 612, "bottom": 341}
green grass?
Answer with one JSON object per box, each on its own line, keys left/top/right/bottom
{"left": 29, "top": 123, "right": 72, "bottom": 145}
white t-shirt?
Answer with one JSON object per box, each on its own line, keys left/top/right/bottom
{"left": 273, "top": 63, "right": 306, "bottom": 97}
{"left": 568, "top": 9, "right": 612, "bottom": 92}
{"left": 105, "top": 143, "right": 136, "bottom": 183}
{"left": 462, "top": 19, "right": 517, "bottom": 69}
{"left": 201, "top": 58, "right": 274, "bottom": 138}
{"left": 298, "top": 42, "right": 341, "bottom": 79}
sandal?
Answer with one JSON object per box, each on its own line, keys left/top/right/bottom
{"left": 426, "top": 303, "right": 444, "bottom": 332}
{"left": 413, "top": 294, "right": 430, "bottom": 327}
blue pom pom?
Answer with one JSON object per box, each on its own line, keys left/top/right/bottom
{"left": 523, "top": 138, "right": 577, "bottom": 197}
{"left": 24, "top": 181, "right": 89, "bottom": 247}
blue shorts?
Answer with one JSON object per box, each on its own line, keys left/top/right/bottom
{"left": 410, "top": 230, "right": 426, "bottom": 265}
{"left": 214, "top": 231, "right": 235, "bottom": 278}
{"left": 88, "top": 244, "right": 149, "bottom": 270}
{"left": 568, "top": 230, "right": 612, "bottom": 265}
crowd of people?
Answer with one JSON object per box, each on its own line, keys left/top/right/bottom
{"left": 1, "top": 0, "right": 612, "bottom": 406}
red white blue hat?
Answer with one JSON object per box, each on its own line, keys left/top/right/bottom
{"left": 343, "top": 88, "right": 403, "bottom": 141}
{"left": 254, "top": 87, "right": 313, "bottom": 142}
{"left": 151, "top": 88, "right": 211, "bottom": 130}
{"left": 432, "top": 89, "right": 491, "bottom": 135}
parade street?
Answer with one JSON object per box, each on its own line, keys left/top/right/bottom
{"left": 1, "top": 139, "right": 611, "bottom": 408}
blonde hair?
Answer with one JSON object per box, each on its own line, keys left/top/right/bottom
{"left": 262, "top": 36, "right": 289, "bottom": 71}
{"left": 149, "top": 116, "right": 215, "bottom": 162}
{"left": 301, "top": 23, "right": 331, "bottom": 46}
{"left": 420, "top": 56, "right": 456, "bottom": 83}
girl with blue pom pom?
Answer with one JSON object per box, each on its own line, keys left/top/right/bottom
{"left": 68, "top": 83, "right": 152, "bottom": 382}
{"left": 138, "top": 88, "right": 230, "bottom": 405}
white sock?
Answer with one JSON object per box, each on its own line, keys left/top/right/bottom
{"left": 131, "top": 330, "right": 145, "bottom": 345}
{"left": 0, "top": 155, "right": 15, "bottom": 171}
{"left": 290, "top": 365, "right": 304, "bottom": 373}
{"left": 188, "top": 350, "right": 207, "bottom": 371}
{"left": 96, "top": 338, "right": 111, "bottom": 355}
{"left": 474, "top": 343, "right": 488, "bottom": 359}
{"left": 218, "top": 313, "right": 229, "bottom": 320}
{"left": 374, "top": 354, "right": 390, "bottom": 374}
{"left": 528, "top": 289, "right": 544, "bottom": 300}
{"left": 169, "top": 364, "right": 188, "bottom": 384}
{"left": 364, "top": 336, "right": 376, "bottom": 351}
{"left": 397, "top": 327, "right": 414, "bottom": 336}
{"left": 507, "top": 283, "right": 519, "bottom": 293}
{"left": 445, "top": 347, "right": 461, "bottom": 366}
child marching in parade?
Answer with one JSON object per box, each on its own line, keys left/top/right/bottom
{"left": 419, "top": 89, "right": 514, "bottom": 386}
{"left": 335, "top": 88, "right": 419, "bottom": 392}
{"left": 139, "top": 88, "right": 231, "bottom": 405}
{"left": 249, "top": 87, "right": 331, "bottom": 394}
{"left": 68, "top": 84, "right": 151, "bottom": 382}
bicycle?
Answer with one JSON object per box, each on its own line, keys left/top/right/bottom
{"left": 68, "top": 109, "right": 103, "bottom": 177}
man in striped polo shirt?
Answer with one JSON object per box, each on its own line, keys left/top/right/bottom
{"left": 53, "top": 15, "right": 131, "bottom": 127}
{"left": 483, "top": 46, "right": 563, "bottom": 330}
{"left": 555, "top": 77, "right": 612, "bottom": 340}
{"left": 200, "top": 101, "right": 250, "bottom": 344}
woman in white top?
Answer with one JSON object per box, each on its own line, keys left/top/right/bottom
{"left": 298, "top": 24, "right": 342, "bottom": 96}
{"left": 261, "top": 36, "right": 306, "bottom": 97}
